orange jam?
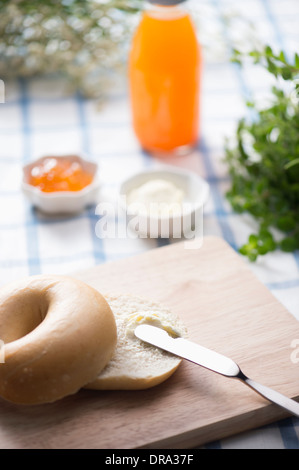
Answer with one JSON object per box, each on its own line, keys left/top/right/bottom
{"left": 29, "top": 157, "right": 93, "bottom": 193}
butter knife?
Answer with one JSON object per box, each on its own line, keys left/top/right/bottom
{"left": 134, "top": 324, "right": 299, "bottom": 418}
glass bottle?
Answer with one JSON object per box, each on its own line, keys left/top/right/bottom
{"left": 129, "top": 0, "right": 201, "bottom": 156}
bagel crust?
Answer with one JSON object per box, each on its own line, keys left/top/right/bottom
{"left": 0, "top": 275, "right": 117, "bottom": 405}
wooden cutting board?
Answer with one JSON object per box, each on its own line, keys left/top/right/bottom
{"left": 0, "top": 236, "right": 298, "bottom": 449}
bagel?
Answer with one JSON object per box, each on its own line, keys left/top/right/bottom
{"left": 86, "top": 293, "right": 187, "bottom": 390}
{"left": 0, "top": 275, "right": 117, "bottom": 405}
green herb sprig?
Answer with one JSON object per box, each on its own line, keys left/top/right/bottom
{"left": 225, "top": 46, "right": 299, "bottom": 261}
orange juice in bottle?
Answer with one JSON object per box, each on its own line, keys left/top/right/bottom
{"left": 129, "top": 0, "right": 201, "bottom": 155}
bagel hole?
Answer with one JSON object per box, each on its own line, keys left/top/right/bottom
{"left": 0, "top": 289, "right": 50, "bottom": 343}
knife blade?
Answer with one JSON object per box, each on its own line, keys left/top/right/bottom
{"left": 135, "top": 324, "right": 240, "bottom": 377}
{"left": 134, "top": 324, "right": 299, "bottom": 418}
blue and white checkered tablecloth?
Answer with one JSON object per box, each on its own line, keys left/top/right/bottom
{"left": 0, "top": 0, "right": 298, "bottom": 449}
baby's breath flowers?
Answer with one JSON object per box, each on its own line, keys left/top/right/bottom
{"left": 0, "top": 0, "right": 142, "bottom": 98}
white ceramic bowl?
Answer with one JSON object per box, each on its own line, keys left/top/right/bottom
{"left": 22, "top": 154, "right": 100, "bottom": 214}
{"left": 119, "top": 166, "right": 210, "bottom": 238}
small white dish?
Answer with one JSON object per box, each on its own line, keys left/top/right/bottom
{"left": 119, "top": 166, "right": 210, "bottom": 238}
{"left": 22, "top": 154, "right": 100, "bottom": 214}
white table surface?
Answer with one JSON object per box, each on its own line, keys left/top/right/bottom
{"left": 0, "top": 0, "right": 298, "bottom": 449}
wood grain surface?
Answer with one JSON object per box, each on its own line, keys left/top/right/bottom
{"left": 0, "top": 236, "right": 298, "bottom": 449}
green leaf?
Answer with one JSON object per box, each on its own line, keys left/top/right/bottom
{"left": 266, "top": 57, "right": 278, "bottom": 76}
{"left": 279, "top": 51, "right": 286, "bottom": 63}
{"left": 284, "top": 158, "right": 299, "bottom": 170}
{"left": 248, "top": 234, "right": 258, "bottom": 244}
{"left": 280, "top": 237, "right": 298, "bottom": 252}
{"left": 276, "top": 215, "right": 296, "bottom": 232}
{"left": 281, "top": 67, "right": 292, "bottom": 80}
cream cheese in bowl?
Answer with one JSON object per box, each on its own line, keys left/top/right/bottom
{"left": 119, "top": 166, "right": 210, "bottom": 239}
{"left": 126, "top": 178, "right": 185, "bottom": 217}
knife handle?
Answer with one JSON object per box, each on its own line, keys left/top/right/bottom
{"left": 238, "top": 372, "right": 299, "bottom": 418}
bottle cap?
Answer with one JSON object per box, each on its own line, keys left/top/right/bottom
{"left": 148, "top": 0, "right": 186, "bottom": 5}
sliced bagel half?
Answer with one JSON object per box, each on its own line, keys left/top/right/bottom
{"left": 85, "top": 293, "right": 187, "bottom": 390}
